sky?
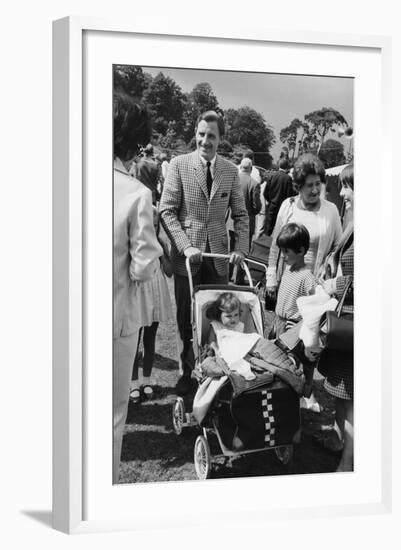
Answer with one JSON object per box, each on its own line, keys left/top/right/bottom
{"left": 143, "top": 66, "right": 354, "bottom": 162}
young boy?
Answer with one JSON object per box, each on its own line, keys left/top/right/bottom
{"left": 274, "top": 223, "right": 316, "bottom": 338}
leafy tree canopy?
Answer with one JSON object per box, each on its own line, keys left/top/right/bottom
{"left": 183, "top": 82, "right": 222, "bottom": 141}
{"left": 143, "top": 72, "right": 187, "bottom": 136}
{"left": 224, "top": 107, "right": 276, "bottom": 155}
{"left": 280, "top": 118, "right": 309, "bottom": 159}
{"left": 304, "top": 107, "right": 348, "bottom": 150}
{"left": 318, "top": 138, "right": 346, "bottom": 168}
{"left": 113, "top": 65, "right": 147, "bottom": 99}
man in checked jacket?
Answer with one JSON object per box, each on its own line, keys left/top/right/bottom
{"left": 159, "top": 110, "right": 249, "bottom": 395}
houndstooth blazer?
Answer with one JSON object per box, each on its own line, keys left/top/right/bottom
{"left": 159, "top": 151, "right": 249, "bottom": 276}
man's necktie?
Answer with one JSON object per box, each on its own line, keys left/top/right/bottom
{"left": 206, "top": 161, "right": 213, "bottom": 196}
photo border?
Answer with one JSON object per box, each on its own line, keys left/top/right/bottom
{"left": 52, "top": 16, "right": 392, "bottom": 534}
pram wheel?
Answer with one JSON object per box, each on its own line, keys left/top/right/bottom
{"left": 275, "top": 445, "right": 293, "bottom": 465}
{"left": 194, "top": 435, "right": 212, "bottom": 480}
{"left": 172, "top": 397, "right": 185, "bottom": 435}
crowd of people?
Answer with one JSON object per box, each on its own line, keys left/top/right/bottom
{"left": 113, "top": 89, "right": 354, "bottom": 482}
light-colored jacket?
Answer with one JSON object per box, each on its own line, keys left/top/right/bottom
{"left": 266, "top": 196, "right": 342, "bottom": 287}
{"left": 159, "top": 151, "right": 249, "bottom": 276}
{"left": 114, "top": 159, "right": 162, "bottom": 338}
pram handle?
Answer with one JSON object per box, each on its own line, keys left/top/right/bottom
{"left": 185, "top": 253, "right": 254, "bottom": 297}
{"left": 243, "top": 258, "right": 269, "bottom": 280}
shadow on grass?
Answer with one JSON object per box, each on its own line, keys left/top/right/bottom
{"left": 121, "top": 428, "right": 197, "bottom": 465}
{"left": 152, "top": 353, "right": 179, "bottom": 372}
{"left": 126, "top": 399, "right": 177, "bottom": 429}
{"left": 210, "top": 433, "right": 339, "bottom": 479}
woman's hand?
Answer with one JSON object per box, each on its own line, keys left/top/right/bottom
{"left": 304, "top": 346, "right": 323, "bottom": 362}
{"left": 266, "top": 285, "right": 277, "bottom": 299}
{"left": 322, "top": 278, "right": 337, "bottom": 296}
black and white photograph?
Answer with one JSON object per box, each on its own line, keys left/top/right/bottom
{"left": 113, "top": 64, "right": 354, "bottom": 484}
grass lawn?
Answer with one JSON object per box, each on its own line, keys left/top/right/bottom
{"left": 119, "top": 278, "right": 343, "bottom": 484}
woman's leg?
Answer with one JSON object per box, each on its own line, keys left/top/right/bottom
{"left": 131, "top": 327, "right": 143, "bottom": 385}
{"left": 142, "top": 322, "right": 159, "bottom": 379}
{"left": 336, "top": 399, "right": 353, "bottom": 471}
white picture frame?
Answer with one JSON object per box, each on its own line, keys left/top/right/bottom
{"left": 52, "top": 16, "right": 392, "bottom": 534}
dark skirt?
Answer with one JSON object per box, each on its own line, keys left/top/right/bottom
{"left": 323, "top": 351, "right": 353, "bottom": 400}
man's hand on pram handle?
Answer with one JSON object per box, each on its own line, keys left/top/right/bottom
{"left": 184, "top": 246, "right": 202, "bottom": 263}
{"left": 229, "top": 250, "right": 245, "bottom": 266}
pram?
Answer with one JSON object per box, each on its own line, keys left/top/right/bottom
{"left": 172, "top": 253, "right": 301, "bottom": 480}
{"left": 246, "top": 234, "right": 272, "bottom": 288}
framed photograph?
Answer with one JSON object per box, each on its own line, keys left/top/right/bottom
{"left": 53, "top": 17, "right": 392, "bottom": 534}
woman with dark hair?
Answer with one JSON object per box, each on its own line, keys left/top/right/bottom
{"left": 266, "top": 153, "right": 342, "bottom": 411}
{"left": 321, "top": 163, "right": 354, "bottom": 471}
{"left": 266, "top": 153, "right": 342, "bottom": 295}
{"left": 113, "top": 91, "right": 162, "bottom": 482}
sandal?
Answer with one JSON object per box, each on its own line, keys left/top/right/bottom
{"left": 129, "top": 388, "right": 141, "bottom": 404}
{"left": 142, "top": 385, "right": 154, "bottom": 400}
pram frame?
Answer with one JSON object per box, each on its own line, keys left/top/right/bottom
{"left": 172, "top": 253, "right": 298, "bottom": 479}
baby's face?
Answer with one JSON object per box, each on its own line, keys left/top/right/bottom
{"left": 220, "top": 308, "right": 240, "bottom": 329}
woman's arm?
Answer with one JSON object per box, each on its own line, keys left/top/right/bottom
{"left": 330, "top": 203, "right": 343, "bottom": 252}
{"left": 128, "top": 190, "right": 163, "bottom": 282}
{"left": 266, "top": 199, "right": 290, "bottom": 288}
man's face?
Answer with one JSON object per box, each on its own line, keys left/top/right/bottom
{"left": 195, "top": 119, "right": 220, "bottom": 161}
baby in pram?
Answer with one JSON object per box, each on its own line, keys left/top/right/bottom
{"left": 204, "top": 292, "right": 304, "bottom": 395}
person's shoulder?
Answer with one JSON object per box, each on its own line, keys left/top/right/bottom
{"left": 300, "top": 266, "right": 315, "bottom": 279}
{"left": 281, "top": 195, "right": 296, "bottom": 209}
{"left": 169, "top": 151, "right": 197, "bottom": 169}
{"left": 217, "top": 155, "right": 238, "bottom": 173}
{"left": 321, "top": 198, "right": 339, "bottom": 214}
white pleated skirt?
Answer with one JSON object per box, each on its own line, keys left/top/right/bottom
{"left": 135, "top": 262, "right": 173, "bottom": 328}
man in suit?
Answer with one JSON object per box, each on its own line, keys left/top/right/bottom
{"left": 238, "top": 157, "right": 262, "bottom": 247}
{"left": 159, "top": 110, "right": 249, "bottom": 395}
{"left": 113, "top": 92, "right": 162, "bottom": 482}
{"left": 262, "top": 157, "right": 297, "bottom": 236}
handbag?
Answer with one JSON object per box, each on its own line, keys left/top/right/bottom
{"left": 321, "top": 276, "right": 353, "bottom": 350}
{"left": 317, "top": 276, "right": 353, "bottom": 376}
{"left": 160, "top": 250, "right": 173, "bottom": 278}
{"left": 157, "top": 227, "right": 174, "bottom": 278}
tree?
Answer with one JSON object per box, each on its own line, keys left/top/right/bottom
{"left": 279, "top": 118, "right": 309, "bottom": 160}
{"left": 304, "top": 107, "right": 348, "bottom": 154}
{"left": 318, "top": 139, "right": 346, "bottom": 168}
{"left": 143, "top": 72, "right": 187, "bottom": 136}
{"left": 113, "top": 65, "right": 147, "bottom": 99}
{"left": 224, "top": 107, "right": 276, "bottom": 162}
{"left": 183, "top": 82, "right": 222, "bottom": 141}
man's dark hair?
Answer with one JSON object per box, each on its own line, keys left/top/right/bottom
{"left": 113, "top": 90, "right": 151, "bottom": 161}
{"left": 276, "top": 223, "right": 310, "bottom": 254}
{"left": 196, "top": 110, "right": 225, "bottom": 137}
{"left": 279, "top": 158, "right": 289, "bottom": 170}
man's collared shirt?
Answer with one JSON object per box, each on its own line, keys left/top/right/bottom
{"left": 199, "top": 153, "right": 217, "bottom": 179}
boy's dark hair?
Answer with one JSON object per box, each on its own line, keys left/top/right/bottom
{"left": 276, "top": 223, "right": 310, "bottom": 254}
{"left": 206, "top": 292, "right": 242, "bottom": 321}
